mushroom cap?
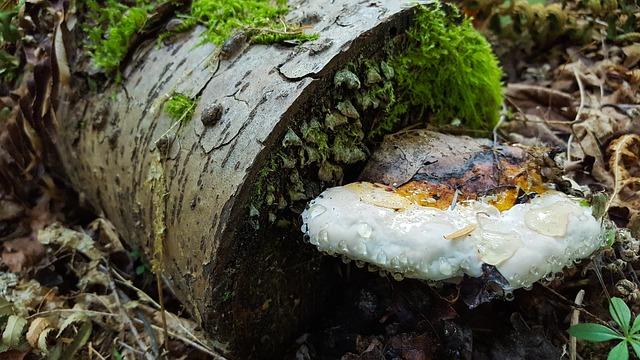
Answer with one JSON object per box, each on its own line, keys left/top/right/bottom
{"left": 301, "top": 182, "right": 602, "bottom": 289}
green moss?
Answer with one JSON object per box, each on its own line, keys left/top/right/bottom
{"left": 250, "top": 4, "right": 505, "bottom": 226}
{"left": 251, "top": 31, "right": 319, "bottom": 45}
{"left": 190, "top": 0, "right": 287, "bottom": 44}
{"left": 83, "top": 0, "right": 152, "bottom": 72}
{"left": 85, "top": 0, "right": 318, "bottom": 72}
{"left": 389, "top": 4, "right": 504, "bottom": 130}
{"left": 168, "top": 0, "right": 318, "bottom": 46}
{"left": 163, "top": 92, "right": 196, "bottom": 123}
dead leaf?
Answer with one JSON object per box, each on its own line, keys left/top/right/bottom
{"left": 57, "top": 311, "right": 89, "bottom": 337}
{"left": 2, "top": 315, "right": 27, "bottom": 348}
{"left": 26, "top": 317, "right": 50, "bottom": 348}
{"left": 1, "top": 237, "right": 45, "bottom": 272}
{"left": 623, "top": 43, "right": 640, "bottom": 68}
{"left": 77, "top": 263, "right": 110, "bottom": 291}
{"left": 606, "top": 134, "right": 640, "bottom": 235}
{"left": 38, "top": 223, "right": 103, "bottom": 261}
{"left": 0, "top": 350, "right": 27, "bottom": 360}
{"left": 37, "top": 327, "right": 55, "bottom": 353}
{"left": 0, "top": 199, "right": 24, "bottom": 221}
{"left": 59, "top": 320, "right": 92, "bottom": 359}
{"left": 503, "top": 114, "right": 566, "bottom": 147}
{"left": 87, "top": 218, "right": 124, "bottom": 253}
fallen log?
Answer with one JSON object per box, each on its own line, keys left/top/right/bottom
{"left": 51, "top": 0, "right": 502, "bottom": 357}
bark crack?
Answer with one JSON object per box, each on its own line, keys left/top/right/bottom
{"left": 276, "top": 63, "right": 320, "bottom": 82}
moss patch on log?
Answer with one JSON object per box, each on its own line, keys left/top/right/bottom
{"left": 250, "top": 3, "right": 504, "bottom": 227}
{"left": 163, "top": 92, "right": 197, "bottom": 124}
{"left": 82, "top": 0, "right": 317, "bottom": 72}
{"left": 163, "top": 0, "right": 319, "bottom": 45}
{"left": 388, "top": 4, "right": 503, "bottom": 130}
{"left": 83, "top": 0, "right": 152, "bottom": 72}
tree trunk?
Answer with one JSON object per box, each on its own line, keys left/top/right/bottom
{"left": 54, "top": 0, "right": 424, "bottom": 357}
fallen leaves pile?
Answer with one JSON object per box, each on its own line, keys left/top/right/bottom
{"left": 1, "top": 205, "right": 222, "bottom": 358}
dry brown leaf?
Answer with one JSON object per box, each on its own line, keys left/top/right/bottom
{"left": 0, "top": 350, "right": 27, "bottom": 360}
{"left": 87, "top": 218, "right": 124, "bottom": 253}
{"left": 26, "top": 317, "right": 50, "bottom": 348}
{"left": 503, "top": 114, "right": 566, "bottom": 147}
{"left": 623, "top": 43, "right": 640, "bottom": 68}
{"left": 0, "top": 199, "right": 24, "bottom": 221}
{"left": 606, "top": 134, "right": 640, "bottom": 235}
{"left": 1, "top": 237, "right": 45, "bottom": 272}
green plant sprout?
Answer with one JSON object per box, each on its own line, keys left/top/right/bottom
{"left": 569, "top": 297, "right": 640, "bottom": 360}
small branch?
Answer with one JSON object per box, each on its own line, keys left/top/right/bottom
{"left": 132, "top": 318, "right": 229, "bottom": 359}
{"left": 106, "top": 264, "right": 155, "bottom": 360}
{"left": 27, "top": 309, "right": 117, "bottom": 319}
{"left": 566, "top": 67, "right": 586, "bottom": 162}
{"left": 570, "top": 289, "right": 586, "bottom": 360}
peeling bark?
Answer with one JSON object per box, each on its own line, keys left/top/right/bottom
{"left": 54, "top": 1, "right": 425, "bottom": 357}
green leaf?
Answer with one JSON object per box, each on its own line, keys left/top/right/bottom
{"left": 629, "top": 339, "right": 640, "bottom": 359}
{"left": 2, "top": 315, "right": 27, "bottom": 348}
{"left": 608, "top": 341, "right": 629, "bottom": 360}
{"left": 57, "top": 311, "right": 89, "bottom": 337}
{"left": 610, "top": 298, "right": 632, "bottom": 334}
{"left": 135, "top": 264, "right": 146, "bottom": 275}
{"left": 38, "top": 327, "right": 56, "bottom": 353}
{"left": 48, "top": 343, "right": 63, "bottom": 360}
{"left": 60, "top": 321, "right": 92, "bottom": 359}
{"left": 569, "top": 323, "right": 623, "bottom": 342}
{"left": 630, "top": 316, "right": 640, "bottom": 335}
{"left": 0, "top": 298, "right": 14, "bottom": 317}
{"left": 112, "top": 347, "right": 124, "bottom": 360}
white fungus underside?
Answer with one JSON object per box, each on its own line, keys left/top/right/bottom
{"left": 301, "top": 183, "right": 602, "bottom": 289}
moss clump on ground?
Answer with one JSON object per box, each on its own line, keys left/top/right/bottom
{"left": 164, "top": 92, "right": 196, "bottom": 123}
{"left": 83, "top": 0, "right": 152, "bottom": 72}
{"left": 389, "top": 4, "right": 503, "bottom": 130}
{"left": 250, "top": 4, "right": 505, "bottom": 226}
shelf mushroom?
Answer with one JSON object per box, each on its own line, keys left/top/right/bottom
{"left": 301, "top": 131, "right": 603, "bottom": 290}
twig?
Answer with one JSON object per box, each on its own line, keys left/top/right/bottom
{"left": 118, "top": 340, "right": 146, "bottom": 356}
{"left": 570, "top": 290, "right": 586, "bottom": 360}
{"left": 493, "top": 103, "right": 507, "bottom": 146}
{"left": 566, "top": 67, "right": 586, "bottom": 162}
{"left": 111, "top": 268, "right": 219, "bottom": 354}
{"left": 132, "top": 318, "right": 228, "bottom": 359}
{"left": 106, "top": 264, "right": 155, "bottom": 360}
{"left": 510, "top": 117, "right": 572, "bottom": 125}
{"left": 89, "top": 342, "right": 107, "bottom": 360}
{"left": 27, "top": 309, "right": 117, "bottom": 319}
{"left": 155, "top": 271, "right": 169, "bottom": 350}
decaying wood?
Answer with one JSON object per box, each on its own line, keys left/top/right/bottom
{"left": 53, "top": 1, "right": 425, "bottom": 357}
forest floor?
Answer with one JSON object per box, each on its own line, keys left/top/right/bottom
{"left": 1, "top": 0, "right": 640, "bottom": 359}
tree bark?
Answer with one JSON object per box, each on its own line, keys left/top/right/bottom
{"left": 54, "top": 0, "right": 424, "bottom": 357}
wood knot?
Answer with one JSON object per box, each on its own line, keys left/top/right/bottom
{"left": 201, "top": 103, "right": 224, "bottom": 126}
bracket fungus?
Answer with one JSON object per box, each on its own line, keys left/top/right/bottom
{"left": 302, "top": 131, "right": 604, "bottom": 291}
